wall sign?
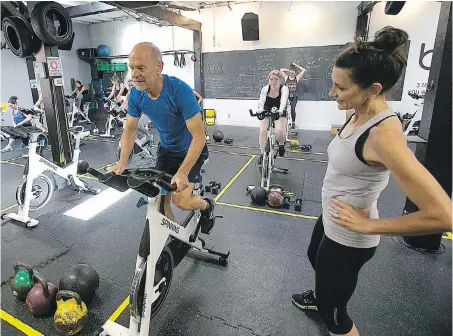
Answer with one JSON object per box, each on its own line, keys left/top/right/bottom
{"left": 46, "top": 57, "right": 62, "bottom": 77}
{"left": 29, "top": 79, "right": 38, "bottom": 89}
{"left": 419, "top": 43, "right": 434, "bottom": 71}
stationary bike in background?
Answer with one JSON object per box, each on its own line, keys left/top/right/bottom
{"left": 117, "top": 122, "right": 156, "bottom": 166}
{"left": 20, "top": 107, "right": 49, "bottom": 151}
{"left": 101, "top": 98, "right": 127, "bottom": 138}
{"left": 65, "top": 95, "right": 92, "bottom": 129}
{"left": 0, "top": 107, "right": 49, "bottom": 153}
{"left": 0, "top": 125, "right": 100, "bottom": 227}
{"left": 86, "top": 164, "right": 229, "bottom": 336}
{"left": 248, "top": 107, "right": 288, "bottom": 190}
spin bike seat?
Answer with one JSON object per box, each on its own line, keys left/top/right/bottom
{"left": 21, "top": 126, "right": 45, "bottom": 134}
{"left": 68, "top": 126, "right": 84, "bottom": 133}
{"left": 68, "top": 126, "right": 90, "bottom": 139}
{"left": 1, "top": 126, "right": 28, "bottom": 138}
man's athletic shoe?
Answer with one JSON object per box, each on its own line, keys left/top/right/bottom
{"left": 278, "top": 144, "right": 285, "bottom": 157}
{"left": 257, "top": 154, "right": 263, "bottom": 167}
{"left": 199, "top": 198, "right": 216, "bottom": 234}
{"left": 291, "top": 290, "right": 318, "bottom": 311}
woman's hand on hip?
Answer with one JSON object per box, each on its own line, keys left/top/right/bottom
{"left": 329, "top": 198, "right": 371, "bottom": 233}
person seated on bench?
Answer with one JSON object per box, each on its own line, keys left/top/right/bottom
{"left": 1, "top": 96, "right": 32, "bottom": 152}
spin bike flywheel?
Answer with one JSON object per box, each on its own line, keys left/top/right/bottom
{"left": 105, "top": 118, "right": 119, "bottom": 134}
{"left": 130, "top": 246, "right": 174, "bottom": 319}
{"left": 16, "top": 174, "right": 54, "bottom": 211}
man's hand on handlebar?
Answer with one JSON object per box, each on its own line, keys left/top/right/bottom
{"left": 108, "top": 162, "right": 127, "bottom": 175}
{"left": 171, "top": 171, "right": 189, "bottom": 193}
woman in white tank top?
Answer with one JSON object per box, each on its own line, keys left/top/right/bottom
{"left": 291, "top": 26, "right": 451, "bottom": 336}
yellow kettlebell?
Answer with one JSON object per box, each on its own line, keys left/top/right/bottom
{"left": 53, "top": 290, "right": 87, "bottom": 335}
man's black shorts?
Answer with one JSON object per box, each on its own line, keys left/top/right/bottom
{"left": 155, "top": 143, "right": 208, "bottom": 183}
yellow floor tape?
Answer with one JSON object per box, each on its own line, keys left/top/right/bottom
{"left": 0, "top": 309, "right": 44, "bottom": 336}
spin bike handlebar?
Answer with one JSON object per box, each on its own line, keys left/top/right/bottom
{"left": 18, "top": 107, "right": 44, "bottom": 116}
{"left": 249, "top": 107, "right": 280, "bottom": 121}
{"left": 85, "top": 166, "right": 177, "bottom": 194}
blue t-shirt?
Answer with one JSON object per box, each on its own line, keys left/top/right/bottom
{"left": 128, "top": 75, "right": 201, "bottom": 153}
{"left": 13, "top": 110, "right": 25, "bottom": 125}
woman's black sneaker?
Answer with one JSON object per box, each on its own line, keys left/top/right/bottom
{"left": 291, "top": 290, "right": 318, "bottom": 311}
{"left": 278, "top": 145, "right": 285, "bottom": 157}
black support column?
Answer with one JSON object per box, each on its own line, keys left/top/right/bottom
{"left": 402, "top": 2, "right": 452, "bottom": 251}
{"left": 193, "top": 30, "right": 203, "bottom": 96}
{"left": 33, "top": 44, "right": 73, "bottom": 166}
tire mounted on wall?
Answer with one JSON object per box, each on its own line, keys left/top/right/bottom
{"left": 384, "top": 1, "right": 406, "bottom": 15}
{"left": 1, "top": 16, "right": 34, "bottom": 58}
{"left": 30, "top": 1, "right": 73, "bottom": 46}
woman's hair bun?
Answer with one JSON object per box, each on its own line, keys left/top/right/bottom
{"left": 372, "top": 26, "right": 409, "bottom": 53}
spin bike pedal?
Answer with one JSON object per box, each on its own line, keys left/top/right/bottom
{"left": 200, "top": 215, "right": 223, "bottom": 235}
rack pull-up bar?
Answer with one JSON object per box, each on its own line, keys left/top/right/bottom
{"left": 92, "top": 49, "right": 195, "bottom": 60}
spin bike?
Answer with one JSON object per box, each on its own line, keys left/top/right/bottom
{"left": 101, "top": 98, "right": 127, "bottom": 138}
{"left": 117, "top": 122, "right": 156, "bottom": 165}
{"left": 86, "top": 165, "right": 229, "bottom": 336}
{"left": 248, "top": 107, "right": 288, "bottom": 190}
{"left": 65, "top": 95, "right": 92, "bottom": 128}
{"left": 0, "top": 107, "right": 49, "bottom": 152}
{"left": 21, "top": 107, "right": 49, "bottom": 151}
{"left": 0, "top": 125, "right": 100, "bottom": 227}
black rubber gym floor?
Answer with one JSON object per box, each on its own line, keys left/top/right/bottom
{"left": 1, "top": 126, "right": 451, "bottom": 336}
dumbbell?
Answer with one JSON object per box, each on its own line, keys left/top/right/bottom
{"left": 205, "top": 181, "right": 216, "bottom": 193}
{"left": 211, "top": 182, "right": 222, "bottom": 194}
{"left": 283, "top": 196, "right": 290, "bottom": 209}
{"left": 294, "top": 199, "right": 302, "bottom": 211}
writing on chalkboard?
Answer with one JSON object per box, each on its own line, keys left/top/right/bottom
{"left": 256, "top": 54, "right": 275, "bottom": 71}
{"left": 207, "top": 60, "right": 224, "bottom": 75}
{"left": 326, "top": 64, "right": 334, "bottom": 79}
{"left": 202, "top": 43, "right": 409, "bottom": 101}
{"left": 236, "top": 74, "right": 255, "bottom": 95}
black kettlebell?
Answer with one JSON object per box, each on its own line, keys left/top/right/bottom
{"left": 250, "top": 187, "right": 268, "bottom": 206}
{"left": 59, "top": 264, "right": 99, "bottom": 305}
{"left": 213, "top": 130, "right": 224, "bottom": 142}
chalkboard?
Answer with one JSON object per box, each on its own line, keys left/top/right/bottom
{"left": 202, "top": 43, "right": 409, "bottom": 101}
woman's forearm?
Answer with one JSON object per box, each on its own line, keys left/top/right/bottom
{"left": 365, "top": 209, "right": 452, "bottom": 236}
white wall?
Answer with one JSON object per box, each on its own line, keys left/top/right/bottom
{"left": 59, "top": 23, "right": 92, "bottom": 93}
{"left": 88, "top": 18, "right": 195, "bottom": 87}
{"left": 184, "top": 1, "right": 441, "bottom": 130}
{"left": 369, "top": 1, "right": 441, "bottom": 120}
{"left": 1, "top": 37, "right": 35, "bottom": 112}
{"left": 184, "top": 1, "right": 360, "bottom": 130}
{"left": 0, "top": 23, "right": 92, "bottom": 124}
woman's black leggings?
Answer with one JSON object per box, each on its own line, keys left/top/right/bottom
{"left": 308, "top": 215, "right": 376, "bottom": 335}
{"left": 290, "top": 98, "right": 298, "bottom": 123}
